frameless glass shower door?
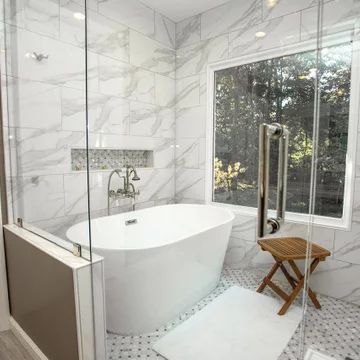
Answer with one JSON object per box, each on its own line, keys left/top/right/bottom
{"left": 299, "top": 1, "right": 360, "bottom": 359}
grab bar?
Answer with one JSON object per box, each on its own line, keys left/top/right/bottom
{"left": 257, "top": 123, "right": 289, "bottom": 238}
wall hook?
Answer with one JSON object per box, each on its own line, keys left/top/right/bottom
{"left": 32, "top": 52, "right": 49, "bottom": 62}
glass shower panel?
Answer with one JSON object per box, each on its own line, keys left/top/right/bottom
{"left": 0, "top": 0, "right": 92, "bottom": 259}
{"left": 300, "top": 0, "right": 360, "bottom": 359}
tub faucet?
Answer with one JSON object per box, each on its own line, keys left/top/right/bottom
{"left": 119, "top": 165, "right": 140, "bottom": 211}
{"left": 107, "top": 166, "right": 140, "bottom": 214}
{"left": 107, "top": 169, "right": 123, "bottom": 215}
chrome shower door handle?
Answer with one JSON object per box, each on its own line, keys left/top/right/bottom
{"left": 257, "top": 123, "right": 289, "bottom": 238}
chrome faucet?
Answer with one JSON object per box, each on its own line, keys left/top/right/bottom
{"left": 107, "top": 166, "right": 140, "bottom": 214}
{"left": 107, "top": 169, "right": 123, "bottom": 215}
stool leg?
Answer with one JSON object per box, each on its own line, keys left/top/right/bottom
{"left": 257, "top": 261, "right": 281, "bottom": 293}
{"left": 278, "top": 278, "right": 304, "bottom": 315}
{"left": 279, "top": 258, "right": 321, "bottom": 315}
{"left": 289, "top": 259, "right": 321, "bottom": 309}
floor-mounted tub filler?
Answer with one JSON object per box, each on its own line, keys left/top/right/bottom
{"left": 66, "top": 204, "right": 234, "bottom": 335}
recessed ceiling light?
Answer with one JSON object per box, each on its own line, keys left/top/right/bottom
{"left": 266, "top": 0, "right": 278, "bottom": 8}
{"left": 255, "top": 31, "right": 266, "bottom": 38}
{"left": 73, "top": 12, "right": 85, "bottom": 20}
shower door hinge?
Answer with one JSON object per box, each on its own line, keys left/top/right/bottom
{"left": 17, "top": 218, "right": 23, "bottom": 228}
{"left": 72, "top": 243, "right": 82, "bottom": 257}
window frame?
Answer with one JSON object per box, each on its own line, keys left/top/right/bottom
{"left": 205, "top": 29, "right": 360, "bottom": 230}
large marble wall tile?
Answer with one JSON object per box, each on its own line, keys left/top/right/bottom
{"left": 199, "top": 73, "right": 207, "bottom": 106}
{"left": 231, "top": 214, "right": 256, "bottom": 242}
{"left": 62, "top": 87, "right": 130, "bottom": 134}
{"left": 224, "top": 237, "right": 250, "bottom": 269}
{"left": 263, "top": 0, "right": 314, "bottom": 20}
{"left": 129, "top": 102, "right": 175, "bottom": 138}
{"left": 98, "top": 55, "right": 155, "bottom": 104}
{"left": 64, "top": 171, "right": 108, "bottom": 215}
{"left": 176, "top": 106, "right": 206, "bottom": 138}
{"left": 61, "top": 87, "right": 90, "bottom": 132}
{"left": 352, "top": 178, "right": 360, "bottom": 222}
{"left": 356, "top": 139, "right": 360, "bottom": 178}
{"left": 129, "top": 30, "right": 175, "bottom": 78}
{"left": 225, "top": 237, "right": 268, "bottom": 269}
{"left": 175, "top": 168, "right": 205, "bottom": 202}
{"left": 98, "top": 0, "right": 155, "bottom": 37}
{"left": 59, "top": 0, "right": 85, "bottom": 47}
{"left": 199, "top": 138, "right": 206, "bottom": 169}
{"left": 229, "top": 12, "right": 301, "bottom": 58}
{"left": 6, "top": 25, "right": 86, "bottom": 89}
{"left": 5, "top": 0, "right": 60, "bottom": 39}
{"left": 176, "top": 35, "right": 229, "bottom": 79}
{"left": 309, "top": 258, "right": 360, "bottom": 305}
{"left": 60, "top": 5, "right": 129, "bottom": 62}
{"left": 12, "top": 174, "right": 65, "bottom": 222}
{"left": 154, "top": 13, "right": 175, "bottom": 49}
{"left": 175, "top": 15, "right": 201, "bottom": 49}
{"left": 201, "top": 0, "right": 262, "bottom": 40}
{"left": 136, "top": 168, "right": 175, "bottom": 202}
{"left": 60, "top": 0, "right": 97, "bottom": 12}
{"left": 87, "top": 10, "right": 129, "bottom": 62}
{"left": 334, "top": 222, "right": 360, "bottom": 265}
{"left": 155, "top": 74, "right": 175, "bottom": 107}
{"left": 153, "top": 138, "right": 175, "bottom": 169}
{"left": 8, "top": 127, "right": 84, "bottom": 176}
{"left": 7, "top": 76, "right": 61, "bottom": 130}
{"left": 176, "top": 138, "right": 200, "bottom": 169}
{"left": 176, "top": 75, "right": 200, "bottom": 108}
{"left": 86, "top": 133, "right": 148, "bottom": 149}
{"left": 301, "top": 0, "right": 360, "bottom": 41}
{"left": 91, "top": 95, "right": 130, "bottom": 135}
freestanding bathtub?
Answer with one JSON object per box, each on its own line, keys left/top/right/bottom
{"left": 66, "top": 204, "right": 234, "bottom": 335}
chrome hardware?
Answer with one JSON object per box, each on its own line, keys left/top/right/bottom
{"left": 257, "top": 123, "right": 289, "bottom": 238}
{"left": 26, "top": 52, "right": 49, "bottom": 62}
{"left": 17, "top": 217, "right": 23, "bottom": 228}
{"left": 107, "top": 166, "right": 141, "bottom": 214}
{"left": 125, "top": 219, "right": 137, "bottom": 226}
{"left": 72, "top": 243, "right": 82, "bottom": 257}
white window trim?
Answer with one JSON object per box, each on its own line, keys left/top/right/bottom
{"left": 205, "top": 29, "right": 360, "bottom": 230}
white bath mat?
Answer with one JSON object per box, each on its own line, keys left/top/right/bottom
{"left": 153, "top": 286, "right": 302, "bottom": 360}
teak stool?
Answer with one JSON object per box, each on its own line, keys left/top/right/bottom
{"left": 257, "top": 237, "right": 331, "bottom": 315}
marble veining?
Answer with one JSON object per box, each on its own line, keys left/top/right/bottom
{"left": 200, "top": 0, "right": 262, "bottom": 40}
{"left": 175, "top": 15, "right": 201, "bottom": 49}
{"left": 154, "top": 13, "right": 175, "bottom": 49}
{"left": 176, "top": 34, "right": 229, "bottom": 78}
{"left": 129, "top": 30, "right": 176, "bottom": 78}
{"left": 228, "top": 12, "right": 301, "bottom": 58}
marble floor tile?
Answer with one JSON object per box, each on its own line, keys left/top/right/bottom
{"left": 107, "top": 268, "right": 360, "bottom": 360}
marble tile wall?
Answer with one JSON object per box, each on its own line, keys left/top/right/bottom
{"left": 174, "top": 0, "right": 360, "bottom": 304}
{"left": 0, "top": 0, "right": 176, "bottom": 239}
{"left": 2, "top": 0, "right": 360, "bottom": 304}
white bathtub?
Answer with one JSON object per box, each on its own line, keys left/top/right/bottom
{"left": 66, "top": 204, "right": 234, "bottom": 335}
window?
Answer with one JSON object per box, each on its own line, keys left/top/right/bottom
{"left": 212, "top": 43, "right": 353, "bottom": 220}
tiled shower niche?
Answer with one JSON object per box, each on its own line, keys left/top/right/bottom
{"left": 71, "top": 148, "right": 154, "bottom": 171}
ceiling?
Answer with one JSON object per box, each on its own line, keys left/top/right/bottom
{"left": 140, "top": 0, "right": 231, "bottom": 22}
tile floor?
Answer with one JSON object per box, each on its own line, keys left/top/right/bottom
{"left": 106, "top": 268, "right": 360, "bottom": 360}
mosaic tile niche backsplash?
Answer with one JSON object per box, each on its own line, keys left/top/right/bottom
{"left": 71, "top": 149, "right": 154, "bottom": 171}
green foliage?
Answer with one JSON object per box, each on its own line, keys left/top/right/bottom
{"left": 213, "top": 44, "right": 352, "bottom": 217}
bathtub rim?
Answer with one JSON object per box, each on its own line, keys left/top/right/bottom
{"left": 66, "top": 204, "right": 235, "bottom": 252}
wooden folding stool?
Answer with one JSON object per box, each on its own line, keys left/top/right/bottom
{"left": 257, "top": 237, "right": 331, "bottom": 315}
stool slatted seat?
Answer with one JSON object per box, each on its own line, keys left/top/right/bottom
{"left": 257, "top": 237, "right": 331, "bottom": 315}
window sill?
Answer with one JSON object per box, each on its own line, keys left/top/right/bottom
{"left": 209, "top": 201, "right": 350, "bottom": 231}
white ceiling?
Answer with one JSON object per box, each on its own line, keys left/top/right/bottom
{"left": 140, "top": 0, "right": 231, "bottom": 22}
